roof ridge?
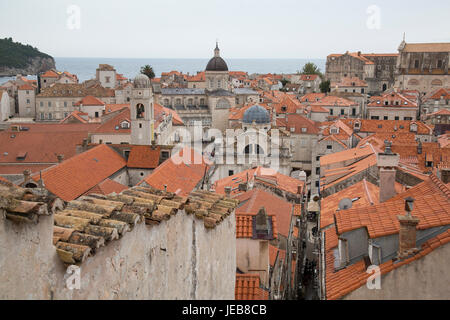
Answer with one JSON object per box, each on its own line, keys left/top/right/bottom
{"left": 429, "top": 174, "right": 450, "bottom": 199}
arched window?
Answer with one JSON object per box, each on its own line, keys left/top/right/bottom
{"left": 163, "top": 98, "right": 170, "bottom": 107}
{"left": 188, "top": 98, "right": 193, "bottom": 106}
{"left": 217, "top": 79, "right": 222, "bottom": 88}
{"left": 382, "top": 84, "right": 387, "bottom": 92}
{"left": 408, "top": 79, "right": 419, "bottom": 86}
{"left": 136, "top": 103, "right": 145, "bottom": 118}
{"left": 175, "top": 98, "right": 182, "bottom": 106}
{"left": 431, "top": 79, "right": 443, "bottom": 86}
{"left": 244, "top": 144, "right": 264, "bottom": 155}
{"left": 216, "top": 98, "right": 230, "bottom": 109}
{"left": 200, "top": 98, "right": 205, "bottom": 106}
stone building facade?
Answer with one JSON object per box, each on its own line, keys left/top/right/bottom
{"left": 395, "top": 41, "right": 450, "bottom": 94}
{"left": 325, "top": 52, "right": 398, "bottom": 95}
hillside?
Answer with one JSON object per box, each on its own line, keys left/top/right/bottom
{"left": 0, "top": 38, "right": 55, "bottom": 76}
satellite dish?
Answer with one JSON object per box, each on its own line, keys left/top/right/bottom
{"left": 338, "top": 198, "right": 353, "bottom": 211}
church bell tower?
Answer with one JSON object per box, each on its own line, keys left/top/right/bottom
{"left": 131, "top": 74, "right": 155, "bottom": 145}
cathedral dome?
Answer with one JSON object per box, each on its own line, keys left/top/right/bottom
{"left": 205, "top": 42, "right": 229, "bottom": 72}
{"left": 206, "top": 57, "right": 229, "bottom": 71}
{"left": 134, "top": 74, "right": 151, "bottom": 88}
{"left": 243, "top": 105, "right": 270, "bottom": 124}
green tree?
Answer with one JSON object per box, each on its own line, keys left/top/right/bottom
{"left": 299, "top": 62, "right": 322, "bottom": 77}
{"left": 320, "top": 80, "right": 331, "bottom": 93}
{"left": 140, "top": 65, "right": 155, "bottom": 79}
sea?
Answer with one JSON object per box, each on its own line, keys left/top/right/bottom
{"left": 0, "top": 57, "right": 326, "bottom": 84}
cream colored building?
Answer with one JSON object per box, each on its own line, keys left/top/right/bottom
{"left": 36, "top": 83, "right": 115, "bottom": 122}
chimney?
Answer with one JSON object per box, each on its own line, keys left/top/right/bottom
{"left": 224, "top": 186, "right": 232, "bottom": 197}
{"left": 164, "top": 184, "right": 167, "bottom": 192}
{"left": 23, "top": 169, "right": 31, "bottom": 182}
{"left": 397, "top": 197, "right": 420, "bottom": 259}
{"left": 57, "top": 154, "right": 64, "bottom": 163}
{"left": 297, "top": 185, "right": 302, "bottom": 195}
{"left": 377, "top": 140, "right": 400, "bottom": 202}
{"left": 255, "top": 207, "right": 269, "bottom": 235}
{"left": 417, "top": 140, "right": 422, "bottom": 154}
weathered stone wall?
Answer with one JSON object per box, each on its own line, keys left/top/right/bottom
{"left": 343, "top": 242, "right": 450, "bottom": 300}
{"left": 0, "top": 209, "right": 236, "bottom": 300}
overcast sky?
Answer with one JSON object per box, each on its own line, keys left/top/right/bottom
{"left": 1, "top": 0, "right": 449, "bottom": 59}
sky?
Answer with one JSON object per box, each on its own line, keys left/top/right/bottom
{"left": 0, "top": 0, "right": 449, "bottom": 59}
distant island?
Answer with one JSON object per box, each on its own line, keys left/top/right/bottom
{"left": 0, "top": 37, "right": 55, "bottom": 76}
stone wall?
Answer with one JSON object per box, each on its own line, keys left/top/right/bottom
{"left": 0, "top": 208, "right": 236, "bottom": 300}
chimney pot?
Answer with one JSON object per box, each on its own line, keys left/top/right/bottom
{"left": 57, "top": 154, "right": 64, "bottom": 163}
{"left": 397, "top": 198, "right": 420, "bottom": 258}
{"left": 377, "top": 147, "right": 400, "bottom": 203}
{"left": 224, "top": 186, "right": 232, "bottom": 197}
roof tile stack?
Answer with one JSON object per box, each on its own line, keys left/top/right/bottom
{"left": 1, "top": 184, "right": 238, "bottom": 266}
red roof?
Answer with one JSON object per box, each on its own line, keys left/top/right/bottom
{"left": 0, "top": 123, "right": 100, "bottom": 164}
{"left": 300, "top": 74, "right": 319, "bottom": 81}
{"left": 94, "top": 108, "right": 131, "bottom": 134}
{"left": 41, "top": 70, "right": 59, "bottom": 78}
{"left": 335, "top": 176, "right": 450, "bottom": 238}
{"left": 235, "top": 274, "right": 268, "bottom": 300}
{"left": 140, "top": 147, "right": 208, "bottom": 196}
{"left": 74, "top": 95, "right": 106, "bottom": 106}
{"left": 84, "top": 178, "right": 128, "bottom": 196}
{"left": 234, "top": 189, "right": 293, "bottom": 237}
{"left": 33, "top": 144, "right": 126, "bottom": 201}
{"left": 214, "top": 166, "right": 305, "bottom": 196}
{"left": 236, "top": 213, "right": 278, "bottom": 239}
{"left": 154, "top": 103, "right": 184, "bottom": 126}
{"left": 18, "top": 84, "right": 35, "bottom": 90}
{"left": 127, "top": 145, "right": 160, "bottom": 169}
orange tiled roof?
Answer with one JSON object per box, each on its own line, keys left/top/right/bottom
{"left": 0, "top": 123, "right": 100, "bottom": 164}
{"left": 41, "top": 70, "right": 59, "bottom": 78}
{"left": 94, "top": 108, "right": 131, "bottom": 134}
{"left": 300, "top": 74, "right": 319, "bottom": 81}
{"left": 340, "top": 119, "right": 433, "bottom": 135}
{"left": 127, "top": 145, "right": 160, "bottom": 169}
{"left": 236, "top": 213, "right": 278, "bottom": 239}
{"left": 334, "top": 175, "right": 450, "bottom": 238}
{"left": 332, "top": 77, "right": 368, "bottom": 88}
{"left": 214, "top": 166, "right": 305, "bottom": 196}
{"left": 368, "top": 91, "right": 418, "bottom": 108}
{"left": 74, "top": 95, "right": 105, "bottom": 106}
{"left": 277, "top": 114, "right": 320, "bottom": 135}
{"left": 18, "top": 84, "right": 35, "bottom": 90}
{"left": 140, "top": 147, "right": 208, "bottom": 197}
{"left": 234, "top": 189, "right": 293, "bottom": 238}
{"left": 310, "top": 95, "right": 358, "bottom": 107}
{"left": 32, "top": 144, "right": 126, "bottom": 201}
{"left": 320, "top": 179, "right": 379, "bottom": 229}
{"left": 154, "top": 102, "right": 184, "bottom": 126}
{"left": 325, "top": 220, "right": 450, "bottom": 299}
{"left": 59, "top": 110, "right": 89, "bottom": 124}
{"left": 235, "top": 274, "right": 269, "bottom": 300}
{"left": 84, "top": 178, "right": 128, "bottom": 196}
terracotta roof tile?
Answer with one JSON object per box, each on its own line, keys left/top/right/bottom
{"left": 233, "top": 189, "right": 293, "bottom": 237}
{"left": 235, "top": 274, "right": 269, "bottom": 300}
{"left": 236, "top": 213, "right": 277, "bottom": 239}
{"left": 32, "top": 144, "right": 127, "bottom": 201}
{"left": 127, "top": 145, "right": 160, "bottom": 169}
{"left": 141, "top": 147, "right": 208, "bottom": 196}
